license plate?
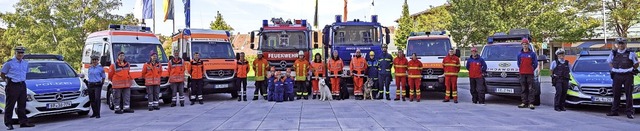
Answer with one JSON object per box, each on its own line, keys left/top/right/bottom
{"left": 215, "top": 84, "right": 229, "bottom": 89}
{"left": 423, "top": 75, "right": 439, "bottom": 79}
{"left": 591, "top": 96, "right": 613, "bottom": 103}
{"left": 495, "top": 88, "right": 515, "bottom": 93}
{"left": 46, "top": 101, "right": 73, "bottom": 109}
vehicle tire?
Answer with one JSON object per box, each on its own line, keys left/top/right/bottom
{"left": 78, "top": 111, "right": 89, "bottom": 116}
{"left": 635, "top": 108, "right": 640, "bottom": 114}
{"left": 533, "top": 95, "right": 541, "bottom": 106}
{"left": 106, "top": 87, "right": 115, "bottom": 110}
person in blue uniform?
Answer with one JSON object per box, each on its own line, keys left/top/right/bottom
{"left": 87, "top": 56, "right": 106, "bottom": 118}
{"left": 1, "top": 46, "right": 35, "bottom": 130}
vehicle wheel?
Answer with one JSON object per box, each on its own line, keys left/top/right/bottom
{"left": 106, "top": 87, "right": 115, "bottom": 110}
{"left": 78, "top": 111, "right": 89, "bottom": 116}
{"left": 636, "top": 108, "right": 640, "bottom": 113}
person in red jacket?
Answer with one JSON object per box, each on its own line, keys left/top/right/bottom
{"left": 328, "top": 50, "right": 344, "bottom": 100}
{"left": 393, "top": 49, "right": 408, "bottom": 101}
{"left": 517, "top": 38, "right": 538, "bottom": 109}
{"left": 189, "top": 52, "right": 205, "bottom": 105}
{"left": 465, "top": 48, "right": 487, "bottom": 105}
{"left": 311, "top": 53, "right": 325, "bottom": 99}
{"left": 236, "top": 52, "right": 250, "bottom": 101}
{"left": 407, "top": 53, "right": 422, "bottom": 102}
{"left": 168, "top": 51, "right": 186, "bottom": 107}
{"left": 141, "top": 51, "right": 162, "bottom": 111}
{"left": 109, "top": 52, "right": 134, "bottom": 114}
{"left": 350, "top": 49, "right": 368, "bottom": 100}
{"left": 443, "top": 48, "right": 461, "bottom": 103}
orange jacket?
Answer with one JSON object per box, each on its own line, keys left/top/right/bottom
{"left": 443, "top": 55, "right": 461, "bottom": 76}
{"left": 328, "top": 58, "right": 344, "bottom": 78}
{"left": 108, "top": 61, "right": 132, "bottom": 88}
{"left": 408, "top": 59, "right": 423, "bottom": 78}
{"left": 190, "top": 59, "right": 205, "bottom": 79}
{"left": 168, "top": 58, "right": 185, "bottom": 83}
{"left": 393, "top": 56, "right": 409, "bottom": 77}
{"left": 236, "top": 60, "right": 250, "bottom": 78}
{"left": 293, "top": 59, "right": 310, "bottom": 81}
{"left": 142, "top": 61, "right": 162, "bottom": 86}
{"left": 350, "top": 56, "right": 367, "bottom": 77}
{"left": 311, "top": 61, "right": 325, "bottom": 79}
{"left": 252, "top": 58, "right": 269, "bottom": 81}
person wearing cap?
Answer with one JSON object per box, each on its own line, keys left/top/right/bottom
{"left": 366, "top": 51, "right": 380, "bottom": 99}
{"left": 443, "top": 48, "right": 461, "bottom": 103}
{"left": 109, "top": 52, "right": 134, "bottom": 114}
{"left": 141, "top": 51, "right": 162, "bottom": 111}
{"left": 407, "top": 53, "right": 423, "bottom": 102}
{"left": 393, "top": 49, "right": 408, "bottom": 101}
{"left": 87, "top": 56, "right": 106, "bottom": 118}
{"left": 517, "top": 38, "right": 538, "bottom": 109}
{"left": 328, "top": 50, "right": 344, "bottom": 100}
{"left": 378, "top": 44, "right": 394, "bottom": 100}
{"left": 189, "top": 52, "right": 205, "bottom": 105}
{"left": 293, "top": 50, "right": 310, "bottom": 99}
{"left": 1, "top": 46, "right": 35, "bottom": 129}
{"left": 466, "top": 47, "right": 487, "bottom": 105}
{"left": 236, "top": 52, "right": 250, "bottom": 101}
{"left": 274, "top": 71, "right": 285, "bottom": 102}
{"left": 350, "top": 49, "right": 368, "bottom": 100}
{"left": 253, "top": 51, "right": 269, "bottom": 100}
{"left": 550, "top": 49, "right": 570, "bottom": 112}
{"left": 606, "top": 38, "right": 637, "bottom": 119}
{"left": 310, "top": 53, "right": 325, "bottom": 99}
{"left": 284, "top": 68, "right": 296, "bottom": 101}
{"left": 168, "top": 51, "right": 186, "bottom": 107}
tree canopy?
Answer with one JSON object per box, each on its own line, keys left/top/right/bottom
{"left": 209, "top": 11, "right": 234, "bottom": 31}
{"left": 394, "top": 0, "right": 412, "bottom": 50}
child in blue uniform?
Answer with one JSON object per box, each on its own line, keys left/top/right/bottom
{"left": 275, "top": 71, "right": 285, "bottom": 102}
{"left": 284, "top": 68, "right": 295, "bottom": 101}
{"left": 267, "top": 67, "right": 276, "bottom": 101}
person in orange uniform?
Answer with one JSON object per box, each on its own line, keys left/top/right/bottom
{"left": 189, "top": 52, "right": 205, "bottom": 105}
{"left": 407, "top": 53, "right": 423, "bottom": 102}
{"left": 442, "top": 48, "right": 461, "bottom": 103}
{"left": 253, "top": 51, "right": 269, "bottom": 100}
{"left": 236, "top": 52, "right": 250, "bottom": 101}
{"left": 393, "top": 49, "right": 408, "bottom": 101}
{"left": 328, "top": 50, "right": 344, "bottom": 100}
{"left": 310, "top": 53, "right": 325, "bottom": 99}
{"left": 293, "top": 50, "right": 311, "bottom": 100}
{"left": 109, "top": 52, "right": 134, "bottom": 114}
{"left": 350, "top": 49, "right": 368, "bottom": 100}
{"left": 141, "top": 51, "right": 162, "bottom": 111}
{"left": 168, "top": 51, "right": 186, "bottom": 107}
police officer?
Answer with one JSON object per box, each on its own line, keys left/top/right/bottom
{"left": 517, "top": 38, "right": 538, "bottom": 109}
{"left": 607, "top": 38, "right": 637, "bottom": 119}
{"left": 1, "top": 46, "right": 35, "bottom": 130}
{"left": 378, "top": 44, "right": 394, "bottom": 100}
{"left": 551, "top": 49, "right": 570, "bottom": 112}
{"left": 87, "top": 56, "right": 106, "bottom": 118}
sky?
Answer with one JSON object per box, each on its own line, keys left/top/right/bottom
{"left": 0, "top": 0, "right": 448, "bottom": 36}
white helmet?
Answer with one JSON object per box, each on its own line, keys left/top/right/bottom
{"left": 555, "top": 49, "right": 565, "bottom": 55}
{"left": 257, "top": 50, "right": 263, "bottom": 55}
{"left": 298, "top": 50, "right": 304, "bottom": 56}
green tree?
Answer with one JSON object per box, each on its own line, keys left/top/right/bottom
{"left": 394, "top": 0, "right": 412, "bottom": 50}
{"left": 209, "top": 11, "right": 234, "bottom": 31}
{"left": 0, "top": 28, "right": 10, "bottom": 62}
{"left": 414, "top": 5, "right": 452, "bottom": 32}
{"left": 605, "top": 0, "right": 640, "bottom": 38}
{"left": 0, "top": 0, "right": 138, "bottom": 70}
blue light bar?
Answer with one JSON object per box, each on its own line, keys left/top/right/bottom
{"left": 335, "top": 15, "right": 342, "bottom": 23}
{"left": 301, "top": 20, "right": 307, "bottom": 27}
{"left": 225, "top": 31, "right": 231, "bottom": 37}
{"left": 108, "top": 24, "right": 151, "bottom": 32}
{"left": 371, "top": 15, "right": 378, "bottom": 23}
{"left": 487, "top": 38, "right": 494, "bottom": 44}
{"left": 262, "top": 20, "right": 268, "bottom": 26}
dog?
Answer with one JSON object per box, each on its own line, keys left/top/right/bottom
{"left": 318, "top": 78, "right": 332, "bottom": 101}
{"left": 363, "top": 78, "right": 374, "bottom": 100}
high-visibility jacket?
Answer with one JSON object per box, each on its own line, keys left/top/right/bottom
{"left": 190, "top": 59, "right": 205, "bottom": 79}
{"left": 378, "top": 53, "right": 393, "bottom": 75}
{"left": 328, "top": 58, "right": 344, "bottom": 78}
{"left": 252, "top": 58, "right": 269, "bottom": 81}
{"left": 443, "top": 55, "right": 461, "bottom": 76}
{"left": 108, "top": 61, "right": 132, "bottom": 88}
{"left": 350, "top": 56, "right": 367, "bottom": 77}
{"left": 311, "top": 61, "right": 325, "bottom": 80}
{"left": 142, "top": 61, "right": 162, "bottom": 86}
{"left": 236, "top": 60, "right": 250, "bottom": 78}
{"left": 408, "top": 59, "right": 423, "bottom": 78}
{"left": 168, "top": 58, "right": 185, "bottom": 83}
{"left": 293, "top": 59, "right": 310, "bottom": 81}
{"left": 366, "top": 57, "right": 378, "bottom": 78}
{"left": 393, "top": 56, "right": 408, "bottom": 77}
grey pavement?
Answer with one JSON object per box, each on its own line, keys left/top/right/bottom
{"left": 2, "top": 76, "right": 638, "bottom": 131}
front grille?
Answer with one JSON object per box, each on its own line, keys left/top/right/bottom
{"left": 486, "top": 82, "right": 521, "bottom": 86}
{"left": 268, "top": 60, "right": 295, "bottom": 71}
{"left": 135, "top": 77, "right": 169, "bottom": 86}
{"left": 206, "top": 69, "right": 234, "bottom": 78}
{"left": 421, "top": 68, "right": 444, "bottom": 75}
{"left": 36, "top": 103, "right": 80, "bottom": 111}
{"left": 34, "top": 91, "right": 81, "bottom": 102}
{"left": 486, "top": 72, "right": 519, "bottom": 78}
{"left": 581, "top": 86, "right": 615, "bottom": 96}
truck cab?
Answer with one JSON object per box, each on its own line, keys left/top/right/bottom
{"left": 481, "top": 29, "right": 546, "bottom": 105}
{"left": 82, "top": 25, "right": 171, "bottom": 110}
{"left": 405, "top": 31, "right": 458, "bottom": 92}
{"left": 322, "top": 15, "right": 391, "bottom": 88}
{"left": 250, "top": 18, "right": 315, "bottom": 75}
{"left": 172, "top": 29, "right": 238, "bottom": 98}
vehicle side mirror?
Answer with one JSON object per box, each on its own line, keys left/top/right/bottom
{"left": 322, "top": 25, "right": 330, "bottom": 46}
{"left": 455, "top": 49, "right": 461, "bottom": 57}
{"left": 236, "top": 53, "right": 241, "bottom": 60}
{"left": 538, "top": 55, "right": 548, "bottom": 62}
{"left": 250, "top": 32, "right": 255, "bottom": 43}
{"left": 182, "top": 53, "right": 191, "bottom": 61}
{"left": 100, "top": 56, "right": 110, "bottom": 66}
{"left": 313, "top": 32, "right": 319, "bottom": 49}
{"left": 385, "top": 34, "right": 391, "bottom": 44}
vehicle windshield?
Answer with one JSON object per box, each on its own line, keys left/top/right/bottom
{"left": 481, "top": 44, "right": 527, "bottom": 61}
{"left": 407, "top": 39, "right": 450, "bottom": 56}
{"left": 27, "top": 62, "right": 77, "bottom": 80}
{"left": 260, "top": 31, "right": 309, "bottom": 50}
{"left": 334, "top": 26, "right": 381, "bottom": 45}
{"left": 572, "top": 58, "right": 610, "bottom": 72}
{"left": 191, "top": 42, "right": 235, "bottom": 59}
{"left": 112, "top": 43, "right": 168, "bottom": 63}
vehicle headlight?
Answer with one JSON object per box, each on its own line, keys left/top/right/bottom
{"left": 634, "top": 85, "right": 640, "bottom": 93}
{"left": 81, "top": 89, "right": 88, "bottom": 97}
{"left": 26, "top": 94, "right": 34, "bottom": 102}
{"left": 570, "top": 84, "right": 580, "bottom": 91}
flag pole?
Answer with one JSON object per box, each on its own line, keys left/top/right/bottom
{"left": 152, "top": 0, "right": 156, "bottom": 33}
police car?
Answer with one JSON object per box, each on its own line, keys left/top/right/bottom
{"left": 0, "top": 55, "right": 90, "bottom": 119}
{"left": 566, "top": 50, "right": 640, "bottom": 111}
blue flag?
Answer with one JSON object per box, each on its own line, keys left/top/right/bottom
{"left": 183, "top": 0, "right": 191, "bottom": 36}
{"left": 142, "top": 0, "right": 153, "bottom": 19}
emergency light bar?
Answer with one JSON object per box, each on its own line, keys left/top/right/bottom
{"left": 263, "top": 19, "right": 307, "bottom": 27}
{"left": 23, "top": 54, "right": 64, "bottom": 61}
{"left": 108, "top": 24, "right": 151, "bottom": 32}
{"left": 410, "top": 31, "right": 447, "bottom": 36}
